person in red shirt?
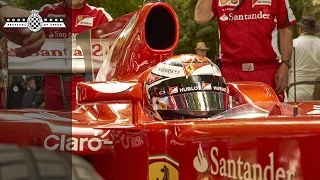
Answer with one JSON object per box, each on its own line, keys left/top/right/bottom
{"left": 39, "top": 0, "right": 112, "bottom": 111}
{"left": 194, "top": 0, "right": 296, "bottom": 102}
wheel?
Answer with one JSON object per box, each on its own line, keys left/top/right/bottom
{"left": 0, "top": 144, "right": 103, "bottom": 180}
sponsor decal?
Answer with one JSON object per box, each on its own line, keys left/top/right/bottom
{"left": 252, "top": 0, "right": 272, "bottom": 7}
{"left": 179, "top": 85, "right": 202, "bottom": 93}
{"left": 166, "top": 85, "right": 202, "bottom": 95}
{"left": 76, "top": 15, "right": 94, "bottom": 27}
{"left": 48, "top": 31, "right": 72, "bottom": 38}
{"left": 307, "top": 105, "right": 320, "bottom": 115}
{"left": 220, "top": 14, "right": 229, "bottom": 21}
{"left": 183, "top": 63, "right": 207, "bottom": 78}
{"left": 149, "top": 155, "right": 179, "bottom": 180}
{"left": 8, "top": 39, "right": 112, "bottom": 61}
{"left": 168, "top": 86, "right": 179, "bottom": 95}
{"left": 185, "top": 64, "right": 195, "bottom": 73}
{"left": 119, "top": 134, "right": 144, "bottom": 149}
{"left": 213, "top": 86, "right": 227, "bottom": 92}
{"left": 193, "top": 143, "right": 296, "bottom": 179}
{"left": 146, "top": 73, "right": 165, "bottom": 85}
{"left": 158, "top": 67, "right": 180, "bottom": 75}
{"left": 219, "top": 0, "right": 240, "bottom": 7}
{"left": 44, "top": 131, "right": 113, "bottom": 152}
{"left": 202, "top": 83, "right": 212, "bottom": 91}
{"left": 220, "top": 11, "right": 271, "bottom": 21}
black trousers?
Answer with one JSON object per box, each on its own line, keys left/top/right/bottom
{"left": 8, "top": 76, "right": 44, "bottom": 109}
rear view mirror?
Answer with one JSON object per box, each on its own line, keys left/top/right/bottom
{"left": 77, "top": 81, "right": 143, "bottom": 105}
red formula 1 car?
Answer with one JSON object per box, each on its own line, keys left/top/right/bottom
{"left": 0, "top": 1, "right": 320, "bottom": 180}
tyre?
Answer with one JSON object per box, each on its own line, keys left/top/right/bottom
{"left": 0, "top": 144, "right": 103, "bottom": 180}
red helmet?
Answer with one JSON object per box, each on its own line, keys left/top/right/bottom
{"left": 142, "top": 54, "right": 229, "bottom": 120}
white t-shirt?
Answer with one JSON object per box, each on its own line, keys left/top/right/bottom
{"left": 286, "top": 34, "right": 320, "bottom": 102}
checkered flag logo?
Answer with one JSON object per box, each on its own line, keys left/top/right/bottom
{"left": 3, "top": 9, "right": 66, "bottom": 32}
{"left": 27, "top": 10, "right": 43, "bottom": 32}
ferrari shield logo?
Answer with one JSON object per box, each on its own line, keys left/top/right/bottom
{"left": 185, "top": 64, "right": 195, "bottom": 73}
{"left": 149, "top": 155, "right": 179, "bottom": 180}
{"left": 77, "top": 15, "right": 83, "bottom": 21}
{"left": 183, "top": 63, "right": 205, "bottom": 78}
{"left": 76, "top": 15, "right": 94, "bottom": 27}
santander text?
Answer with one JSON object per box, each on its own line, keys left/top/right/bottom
{"left": 210, "top": 147, "right": 296, "bottom": 180}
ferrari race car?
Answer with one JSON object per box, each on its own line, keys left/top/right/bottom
{"left": 0, "top": 1, "right": 320, "bottom": 180}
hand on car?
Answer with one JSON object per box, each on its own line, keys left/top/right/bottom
{"left": 0, "top": 6, "right": 45, "bottom": 57}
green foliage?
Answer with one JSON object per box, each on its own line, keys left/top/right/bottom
{"left": 87, "top": 0, "right": 142, "bottom": 18}
{"left": 9, "top": 0, "right": 53, "bottom": 10}
{"left": 167, "top": 0, "right": 218, "bottom": 60}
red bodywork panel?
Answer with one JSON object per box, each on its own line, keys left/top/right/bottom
{"left": 0, "top": 2, "right": 320, "bottom": 180}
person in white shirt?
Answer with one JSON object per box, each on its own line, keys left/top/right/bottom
{"left": 286, "top": 16, "right": 320, "bottom": 101}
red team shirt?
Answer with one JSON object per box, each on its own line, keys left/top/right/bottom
{"left": 39, "top": 2, "right": 112, "bottom": 110}
{"left": 213, "top": 0, "right": 296, "bottom": 63}
{"left": 40, "top": 2, "right": 112, "bottom": 37}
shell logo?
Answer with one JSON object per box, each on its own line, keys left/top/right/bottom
{"left": 148, "top": 155, "right": 179, "bottom": 180}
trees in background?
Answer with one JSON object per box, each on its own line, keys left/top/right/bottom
{"left": 10, "top": 0, "right": 319, "bottom": 59}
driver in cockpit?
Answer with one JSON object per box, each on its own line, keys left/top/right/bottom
{"left": 142, "top": 54, "right": 229, "bottom": 120}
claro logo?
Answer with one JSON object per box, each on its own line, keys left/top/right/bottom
{"left": 158, "top": 67, "right": 180, "bottom": 74}
{"left": 44, "top": 131, "right": 113, "bottom": 151}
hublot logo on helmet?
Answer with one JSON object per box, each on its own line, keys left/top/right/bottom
{"left": 179, "top": 85, "right": 202, "bottom": 93}
{"left": 158, "top": 67, "right": 180, "bottom": 74}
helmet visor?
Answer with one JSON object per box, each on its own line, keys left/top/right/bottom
{"left": 151, "top": 91, "right": 227, "bottom": 118}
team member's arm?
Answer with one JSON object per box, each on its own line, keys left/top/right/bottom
{"left": 274, "top": 0, "right": 296, "bottom": 94}
{"left": 97, "top": 8, "right": 113, "bottom": 24}
{"left": 0, "top": 5, "right": 45, "bottom": 57}
{"left": 275, "top": 26, "right": 293, "bottom": 94}
{"left": 194, "top": 0, "right": 214, "bottom": 25}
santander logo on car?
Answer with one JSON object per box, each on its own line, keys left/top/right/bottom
{"left": 193, "top": 143, "right": 297, "bottom": 180}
